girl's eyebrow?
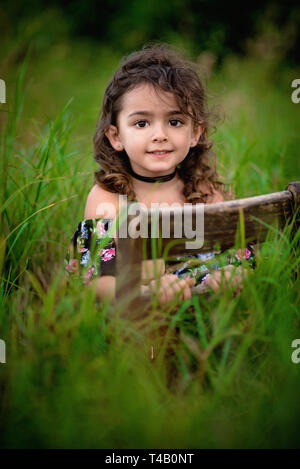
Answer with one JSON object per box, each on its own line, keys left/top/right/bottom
{"left": 128, "top": 110, "right": 183, "bottom": 118}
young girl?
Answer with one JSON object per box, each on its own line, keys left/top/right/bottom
{"left": 65, "top": 44, "right": 255, "bottom": 304}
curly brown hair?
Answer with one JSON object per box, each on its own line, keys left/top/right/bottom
{"left": 93, "top": 43, "right": 226, "bottom": 203}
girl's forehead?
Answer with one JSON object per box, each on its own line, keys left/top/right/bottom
{"left": 120, "top": 83, "right": 179, "bottom": 112}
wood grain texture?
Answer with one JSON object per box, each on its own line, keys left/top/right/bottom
{"left": 116, "top": 183, "right": 299, "bottom": 304}
{"left": 143, "top": 190, "right": 294, "bottom": 257}
{"left": 286, "top": 181, "right": 300, "bottom": 208}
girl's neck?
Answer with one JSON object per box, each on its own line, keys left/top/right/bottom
{"left": 132, "top": 174, "right": 186, "bottom": 206}
{"left": 128, "top": 165, "right": 177, "bottom": 183}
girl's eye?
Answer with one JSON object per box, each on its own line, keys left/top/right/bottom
{"left": 135, "top": 120, "right": 149, "bottom": 128}
{"left": 169, "top": 119, "right": 183, "bottom": 127}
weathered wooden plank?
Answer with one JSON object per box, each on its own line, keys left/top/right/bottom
{"left": 142, "top": 190, "right": 293, "bottom": 257}
{"left": 286, "top": 182, "right": 300, "bottom": 209}
{"left": 116, "top": 183, "right": 299, "bottom": 304}
{"left": 116, "top": 235, "right": 143, "bottom": 302}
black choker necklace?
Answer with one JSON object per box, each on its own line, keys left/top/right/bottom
{"left": 128, "top": 165, "right": 177, "bottom": 183}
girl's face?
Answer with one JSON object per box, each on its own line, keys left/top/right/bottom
{"left": 105, "top": 83, "right": 202, "bottom": 177}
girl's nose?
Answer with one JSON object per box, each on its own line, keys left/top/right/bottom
{"left": 152, "top": 124, "right": 168, "bottom": 142}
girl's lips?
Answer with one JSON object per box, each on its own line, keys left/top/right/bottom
{"left": 147, "top": 151, "right": 173, "bottom": 158}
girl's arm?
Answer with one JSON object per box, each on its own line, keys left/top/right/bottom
{"left": 74, "top": 185, "right": 119, "bottom": 302}
{"left": 65, "top": 217, "right": 117, "bottom": 299}
{"left": 90, "top": 276, "right": 116, "bottom": 302}
{"left": 84, "top": 184, "right": 119, "bottom": 219}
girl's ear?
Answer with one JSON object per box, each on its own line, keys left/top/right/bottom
{"left": 105, "top": 125, "right": 124, "bottom": 151}
{"left": 190, "top": 125, "right": 204, "bottom": 148}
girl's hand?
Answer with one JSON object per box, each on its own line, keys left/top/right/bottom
{"left": 148, "top": 274, "right": 196, "bottom": 304}
{"left": 203, "top": 265, "right": 247, "bottom": 295}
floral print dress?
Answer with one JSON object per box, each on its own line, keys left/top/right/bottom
{"left": 65, "top": 218, "right": 256, "bottom": 286}
{"left": 65, "top": 219, "right": 116, "bottom": 284}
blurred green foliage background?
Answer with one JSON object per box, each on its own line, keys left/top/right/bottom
{"left": 1, "top": 0, "right": 300, "bottom": 62}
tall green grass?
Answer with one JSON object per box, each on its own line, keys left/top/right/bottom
{"left": 0, "top": 46, "right": 299, "bottom": 448}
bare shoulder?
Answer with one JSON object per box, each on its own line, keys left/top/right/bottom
{"left": 206, "top": 188, "right": 225, "bottom": 204}
{"left": 199, "top": 182, "right": 225, "bottom": 204}
{"left": 84, "top": 184, "right": 119, "bottom": 219}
